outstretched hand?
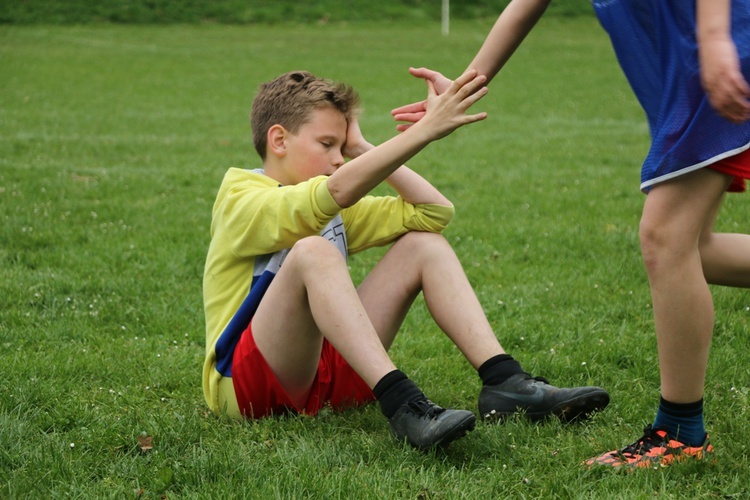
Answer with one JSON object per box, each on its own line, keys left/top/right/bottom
{"left": 391, "top": 67, "right": 455, "bottom": 131}
{"left": 414, "top": 68, "right": 488, "bottom": 141}
{"left": 699, "top": 37, "right": 750, "bottom": 123}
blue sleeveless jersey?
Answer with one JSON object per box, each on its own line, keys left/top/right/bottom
{"left": 591, "top": 0, "right": 750, "bottom": 191}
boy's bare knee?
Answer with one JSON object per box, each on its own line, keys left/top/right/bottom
{"left": 639, "top": 217, "right": 667, "bottom": 273}
{"left": 396, "top": 231, "right": 449, "bottom": 251}
{"left": 289, "top": 236, "right": 345, "bottom": 267}
{"left": 639, "top": 216, "right": 694, "bottom": 276}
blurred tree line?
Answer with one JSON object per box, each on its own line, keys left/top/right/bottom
{"left": 0, "top": 0, "right": 592, "bottom": 25}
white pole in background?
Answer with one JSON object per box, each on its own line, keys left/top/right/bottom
{"left": 442, "top": 0, "right": 449, "bottom": 35}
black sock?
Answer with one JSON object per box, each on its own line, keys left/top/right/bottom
{"left": 373, "top": 370, "right": 425, "bottom": 419}
{"left": 478, "top": 354, "right": 524, "bottom": 386}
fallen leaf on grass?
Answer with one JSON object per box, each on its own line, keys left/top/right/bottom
{"left": 137, "top": 435, "right": 153, "bottom": 452}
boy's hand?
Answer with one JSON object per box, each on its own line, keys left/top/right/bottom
{"left": 391, "top": 67, "right": 454, "bottom": 131}
{"left": 699, "top": 37, "right": 750, "bottom": 123}
{"left": 343, "top": 116, "right": 373, "bottom": 159}
{"left": 415, "top": 68, "right": 488, "bottom": 140}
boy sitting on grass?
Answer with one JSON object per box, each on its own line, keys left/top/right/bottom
{"left": 202, "top": 69, "right": 609, "bottom": 450}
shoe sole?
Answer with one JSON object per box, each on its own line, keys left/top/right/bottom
{"left": 482, "top": 389, "right": 610, "bottom": 422}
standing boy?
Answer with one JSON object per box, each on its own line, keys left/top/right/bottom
{"left": 203, "top": 69, "right": 609, "bottom": 450}
{"left": 393, "top": 0, "right": 750, "bottom": 465}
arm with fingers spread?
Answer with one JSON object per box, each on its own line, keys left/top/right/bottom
{"left": 392, "top": 0, "right": 550, "bottom": 128}
{"left": 328, "top": 70, "right": 487, "bottom": 208}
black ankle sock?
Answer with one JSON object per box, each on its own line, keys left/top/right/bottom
{"left": 373, "top": 370, "right": 425, "bottom": 419}
{"left": 478, "top": 354, "right": 524, "bottom": 386}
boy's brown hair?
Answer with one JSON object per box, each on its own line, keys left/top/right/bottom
{"left": 251, "top": 71, "right": 361, "bottom": 159}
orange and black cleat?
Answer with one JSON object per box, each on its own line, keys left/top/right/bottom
{"left": 584, "top": 425, "right": 714, "bottom": 469}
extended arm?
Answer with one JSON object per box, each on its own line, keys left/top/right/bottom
{"left": 465, "top": 0, "right": 551, "bottom": 83}
{"left": 328, "top": 70, "right": 487, "bottom": 207}
{"left": 392, "top": 0, "right": 550, "bottom": 127}
{"left": 696, "top": 0, "right": 750, "bottom": 123}
{"left": 341, "top": 117, "right": 451, "bottom": 206}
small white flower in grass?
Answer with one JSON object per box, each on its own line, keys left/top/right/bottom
{"left": 70, "top": 443, "right": 75, "bottom": 448}
{"left": 581, "top": 362, "right": 587, "bottom": 366}
{"left": 594, "top": 284, "right": 599, "bottom": 289}
{"left": 519, "top": 336, "right": 525, "bottom": 341}
{"left": 549, "top": 348, "right": 555, "bottom": 354}
{"left": 161, "top": 397, "right": 166, "bottom": 402}
{"left": 157, "top": 354, "right": 161, "bottom": 357}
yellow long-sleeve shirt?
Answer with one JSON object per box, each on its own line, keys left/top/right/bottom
{"left": 202, "top": 167, "right": 454, "bottom": 417}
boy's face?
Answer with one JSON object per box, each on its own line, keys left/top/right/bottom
{"left": 282, "top": 106, "right": 347, "bottom": 184}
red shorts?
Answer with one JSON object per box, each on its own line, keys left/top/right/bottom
{"left": 708, "top": 147, "right": 750, "bottom": 192}
{"left": 231, "top": 321, "right": 375, "bottom": 419}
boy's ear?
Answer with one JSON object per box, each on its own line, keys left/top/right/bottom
{"left": 267, "top": 124, "right": 288, "bottom": 157}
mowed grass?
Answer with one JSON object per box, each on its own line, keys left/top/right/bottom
{"left": 1, "top": 18, "right": 750, "bottom": 498}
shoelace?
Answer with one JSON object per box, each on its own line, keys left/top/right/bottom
{"left": 405, "top": 399, "right": 446, "bottom": 420}
{"left": 618, "top": 425, "right": 666, "bottom": 457}
{"left": 521, "top": 373, "right": 550, "bottom": 385}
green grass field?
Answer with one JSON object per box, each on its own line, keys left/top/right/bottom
{"left": 1, "top": 17, "right": 749, "bottom": 498}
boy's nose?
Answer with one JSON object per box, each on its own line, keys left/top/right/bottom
{"left": 332, "top": 151, "right": 345, "bottom": 167}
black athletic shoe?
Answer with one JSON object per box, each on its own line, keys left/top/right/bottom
{"left": 389, "top": 399, "right": 476, "bottom": 450}
{"left": 479, "top": 373, "right": 610, "bottom": 422}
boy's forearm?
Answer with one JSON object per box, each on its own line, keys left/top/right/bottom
{"left": 467, "top": 0, "right": 551, "bottom": 83}
{"left": 696, "top": 0, "right": 731, "bottom": 42}
{"left": 385, "top": 166, "right": 451, "bottom": 206}
{"left": 328, "top": 123, "right": 434, "bottom": 208}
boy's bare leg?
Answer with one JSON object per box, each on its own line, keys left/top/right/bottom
{"left": 359, "top": 231, "right": 609, "bottom": 422}
{"left": 699, "top": 199, "right": 750, "bottom": 287}
{"left": 639, "top": 168, "right": 733, "bottom": 404}
{"left": 253, "top": 235, "right": 477, "bottom": 450}
{"left": 586, "top": 168, "right": 745, "bottom": 467}
{"left": 356, "top": 231, "right": 504, "bottom": 368}
{"left": 252, "top": 236, "right": 398, "bottom": 408}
